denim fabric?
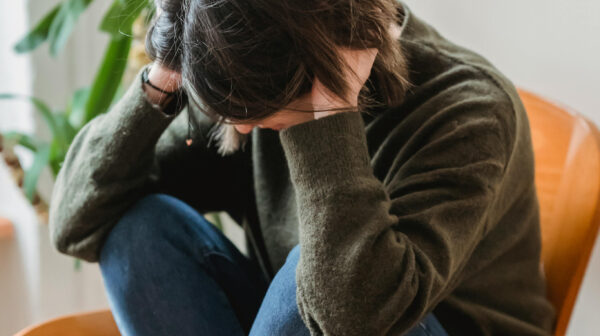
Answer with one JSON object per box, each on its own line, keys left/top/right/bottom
{"left": 249, "top": 244, "right": 309, "bottom": 336}
{"left": 99, "top": 194, "right": 447, "bottom": 336}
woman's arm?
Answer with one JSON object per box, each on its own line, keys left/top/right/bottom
{"left": 278, "top": 82, "right": 516, "bottom": 335}
{"left": 48, "top": 65, "right": 252, "bottom": 262}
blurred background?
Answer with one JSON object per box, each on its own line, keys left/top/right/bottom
{"left": 0, "top": 0, "right": 598, "bottom": 335}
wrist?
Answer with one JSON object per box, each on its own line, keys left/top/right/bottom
{"left": 141, "top": 66, "right": 187, "bottom": 114}
{"left": 147, "top": 64, "right": 181, "bottom": 92}
{"left": 142, "top": 66, "right": 177, "bottom": 107}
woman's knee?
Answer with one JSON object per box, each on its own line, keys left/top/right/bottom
{"left": 249, "top": 244, "right": 308, "bottom": 335}
{"left": 99, "top": 193, "right": 213, "bottom": 264}
{"left": 285, "top": 244, "right": 301, "bottom": 266}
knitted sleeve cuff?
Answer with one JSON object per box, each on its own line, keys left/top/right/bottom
{"left": 279, "top": 112, "right": 372, "bottom": 197}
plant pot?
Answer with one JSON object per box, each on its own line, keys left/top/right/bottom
{"left": 0, "top": 134, "right": 49, "bottom": 224}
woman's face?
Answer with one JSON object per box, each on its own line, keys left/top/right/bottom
{"left": 232, "top": 96, "right": 316, "bottom": 134}
{"left": 233, "top": 110, "right": 314, "bottom": 134}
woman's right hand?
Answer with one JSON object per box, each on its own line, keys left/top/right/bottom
{"left": 143, "top": 62, "right": 182, "bottom": 106}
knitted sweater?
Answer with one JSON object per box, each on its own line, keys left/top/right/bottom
{"left": 49, "top": 2, "right": 555, "bottom": 335}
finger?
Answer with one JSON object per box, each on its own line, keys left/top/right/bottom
{"left": 311, "top": 77, "right": 348, "bottom": 109}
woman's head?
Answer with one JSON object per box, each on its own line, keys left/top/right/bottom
{"left": 146, "top": 0, "right": 409, "bottom": 152}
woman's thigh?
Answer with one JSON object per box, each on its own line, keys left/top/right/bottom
{"left": 99, "top": 193, "right": 269, "bottom": 336}
{"left": 249, "top": 245, "right": 309, "bottom": 336}
{"left": 250, "top": 244, "right": 448, "bottom": 336}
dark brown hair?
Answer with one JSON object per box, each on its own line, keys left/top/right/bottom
{"left": 146, "top": 0, "right": 409, "bottom": 152}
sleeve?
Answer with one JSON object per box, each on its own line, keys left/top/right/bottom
{"left": 48, "top": 66, "right": 253, "bottom": 263}
{"left": 278, "top": 94, "right": 514, "bottom": 335}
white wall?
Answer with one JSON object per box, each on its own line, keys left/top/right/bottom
{"left": 26, "top": 0, "right": 112, "bottom": 203}
{"left": 0, "top": 1, "right": 114, "bottom": 334}
{"left": 402, "top": 1, "right": 600, "bottom": 335}
{"left": 403, "top": 0, "right": 600, "bottom": 123}
{"left": 0, "top": 1, "right": 32, "bottom": 134}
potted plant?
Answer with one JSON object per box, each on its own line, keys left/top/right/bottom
{"left": 0, "top": 0, "right": 152, "bottom": 221}
{"left": 0, "top": 0, "right": 224, "bottom": 232}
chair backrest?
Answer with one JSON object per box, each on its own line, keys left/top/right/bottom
{"left": 519, "top": 89, "right": 600, "bottom": 335}
{"left": 14, "top": 309, "right": 119, "bottom": 336}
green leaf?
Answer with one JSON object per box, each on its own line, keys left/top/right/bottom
{"left": 0, "top": 94, "right": 60, "bottom": 139}
{"left": 13, "top": 4, "right": 61, "bottom": 53}
{"left": 54, "top": 113, "right": 77, "bottom": 145}
{"left": 83, "top": 0, "right": 148, "bottom": 123}
{"left": 1, "top": 131, "right": 40, "bottom": 152}
{"left": 66, "top": 87, "right": 90, "bottom": 130}
{"left": 51, "top": 112, "right": 76, "bottom": 158}
{"left": 48, "top": 138, "right": 66, "bottom": 176}
{"left": 0, "top": 93, "right": 73, "bottom": 159}
{"left": 47, "top": 0, "right": 94, "bottom": 57}
{"left": 100, "top": 0, "right": 149, "bottom": 37}
{"left": 23, "top": 144, "right": 51, "bottom": 202}
{"left": 83, "top": 35, "right": 132, "bottom": 123}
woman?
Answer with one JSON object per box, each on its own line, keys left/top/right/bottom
{"left": 48, "top": 0, "right": 555, "bottom": 335}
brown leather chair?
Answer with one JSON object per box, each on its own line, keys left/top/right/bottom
{"left": 14, "top": 309, "right": 119, "bottom": 336}
{"left": 519, "top": 89, "right": 600, "bottom": 335}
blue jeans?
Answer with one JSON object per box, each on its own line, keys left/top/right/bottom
{"left": 99, "top": 194, "right": 447, "bottom": 336}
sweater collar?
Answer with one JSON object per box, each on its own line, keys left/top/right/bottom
{"left": 396, "top": 1, "right": 440, "bottom": 46}
{"left": 397, "top": 1, "right": 410, "bottom": 39}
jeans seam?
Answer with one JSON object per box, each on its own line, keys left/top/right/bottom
{"left": 419, "top": 321, "right": 433, "bottom": 336}
{"left": 201, "top": 249, "right": 238, "bottom": 266}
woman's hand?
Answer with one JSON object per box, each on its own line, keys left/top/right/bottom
{"left": 273, "top": 47, "right": 378, "bottom": 131}
{"left": 312, "top": 48, "right": 378, "bottom": 120}
{"left": 144, "top": 63, "right": 182, "bottom": 106}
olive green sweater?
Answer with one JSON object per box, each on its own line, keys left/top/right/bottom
{"left": 49, "top": 3, "right": 555, "bottom": 335}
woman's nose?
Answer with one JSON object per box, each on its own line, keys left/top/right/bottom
{"left": 234, "top": 124, "right": 256, "bottom": 134}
